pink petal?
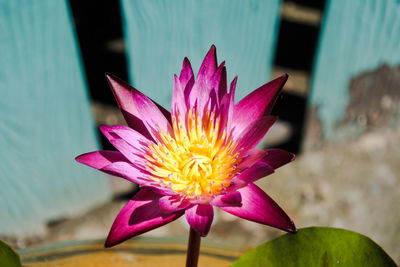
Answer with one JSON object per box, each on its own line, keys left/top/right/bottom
{"left": 100, "top": 126, "right": 147, "bottom": 165}
{"left": 101, "top": 161, "right": 149, "bottom": 184}
{"left": 105, "top": 73, "right": 171, "bottom": 140}
{"left": 105, "top": 74, "right": 150, "bottom": 139}
{"left": 217, "top": 65, "right": 227, "bottom": 104}
{"left": 220, "top": 184, "right": 296, "bottom": 232}
{"left": 188, "top": 68, "right": 209, "bottom": 116}
{"left": 263, "top": 149, "right": 295, "bottom": 169}
{"left": 197, "top": 45, "right": 217, "bottom": 81}
{"left": 218, "top": 76, "right": 236, "bottom": 135}
{"left": 187, "top": 46, "right": 219, "bottom": 114}
{"left": 185, "top": 204, "right": 214, "bottom": 237}
{"left": 140, "top": 183, "right": 176, "bottom": 196}
{"left": 233, "top": 74, "right": 288, "bottom": 134}
{"left": 179, "top": 57, "right": 194, "bottom": 92}
{"left": 211, "top": 191, "right": 242, "bottom": 207}
{"left": 203, "top": 61, "right": 225, "bottom": 109}
{"left": 229, "top": 76, "right": 238, "bottom": 96}
{"left": 206, "top": 61, "right": 227, "bottom": 106}
{"left": 159, "top": 195, "right": 191, "bottom": 212}
{"left": 105, "top": 189, "right": 184, "bottom": 247}
{"left": 172, "top": 75, "right": 187, "bottom": 123}
{"left": 234, "top": 160, "right": 275, "bottom": 185}
{"left": 110, "top": 139, "right": 149, "bottom": 167}
{"left": 235, "top": 116, "right": 278, "bottom": 152}
{"left": 75, "top": 150, "right": 128, "bottom": 170}
{"left": 131, "top": 88, "right": 173, "bottom": 140}
{"left": 76, "top": 149, "right": 149, "bottom": 185}
{"left": 237, "top": 148, "right": 267, "bottom": 169}
{"left": 100, "top": 125, "right": 150, "bottom": 150}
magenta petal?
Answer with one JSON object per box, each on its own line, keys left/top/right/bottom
{"left": 187, "top": 46, "right": 219, "bottom": 113}
{"left": 101, "top": 161, "right": 149, "bottom": 184}
{"left": 105, "top": 189, "right": 184, "bottom": 247}
{"left": 185, "top": 204, "right": 214, "bottom": 236}
{"left": 229, "top": 76, "right": 238, "bottom": 96}
{"left": 235, "top": 161, "right": 275, "bottom": 185}
{"left": 99, "top": 126, "right": 148, "bottom": 166}
{"left": 105, "top": 74, "right": 151, "bottom": 139}
{"left": 172, "top": 75, "right": 187, "bottom": 121}
{"left": 105, "top": 73, "right": 171, "bottom": 140}
{"left": 233, "top": 74, "right": 288, "bottom": 134}
{"left": 211, "top": 191, "right": 242, "bottom": 207}
{"left": 188, "top": 68, "right": 209, "bottom": 115}
{"left": 179, "top": 57, "right": 194, "bottom": 90}
{"left": 100, "top": 125, "right": 150, "bottom": 149}
{"left": 220, "top": 184, "right": 296, "bottom": 232}
{"left": 197, "top": 45, "right": 217, "bottom": 81}
{"left": 105, "top": 73, "right": 136, "bottom": 122}
{"left": 218, "top": 76, "right": 235, "bottom": 135}
{"left": 76, "top": 149, "right": 148, "bottom": 184}
{"left": 75, "top": 150, "right": 128, "bottom": 170}
{"left": 132, "top": 88, "right": 173, "bottom": 139}
{"left": 207, "top": 62, "right": 225, "bottom": 105}
{"left": 264, "top": 149, "right": 296, "bottom": 169}
{"left": 238, "top": 148, "right": 267, "bottom": 169}
{"left": 217, "top": 65, "right": 227, "bottom": 104}
{"left": 159, "top": 195, "right": 191, "bottom": 212}
{"left": 236, "top": 116, "right": 278, "bottom": 151}
{"left": 109, "top": 139, "right": 146, "bottom": 165}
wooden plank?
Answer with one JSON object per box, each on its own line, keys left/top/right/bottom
{"left": 0, "top": 0, "right": 111, "bottom": 235}
{"left": 121, "top": 0, "right": 282, "bottom": 108}
{"left": 309, "top": 0, "right": 400, "bottom": 141}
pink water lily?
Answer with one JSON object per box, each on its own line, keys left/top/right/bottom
{"left": 76, "top": 46, "right": 296, "bottom": 247}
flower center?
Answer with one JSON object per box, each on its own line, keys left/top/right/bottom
{"left": 144, "top": 107, "right": 242, "bottom": 199}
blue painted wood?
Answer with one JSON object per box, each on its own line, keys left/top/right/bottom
{"left": 121, "top": 0, "right": 282, "bottom": 108}
{"left": 0, "top": 0, "right": 111, "bottom": 235}
{"left": 309, "top": 0, "right": 400, "bottom": 140}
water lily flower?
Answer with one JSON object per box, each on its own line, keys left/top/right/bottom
{"left": 76, "top": 46, "right": 296, "bottom": 247}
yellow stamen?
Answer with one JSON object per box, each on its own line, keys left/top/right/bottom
{"left": 144, "top": 107, "right": 242, "bottom": 199}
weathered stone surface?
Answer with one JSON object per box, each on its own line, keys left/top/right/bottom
{"left": 345, "top": 65, "right": 400, "bottom": 129}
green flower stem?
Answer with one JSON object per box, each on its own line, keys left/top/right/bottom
{"left": 185, "top": 227, "right": 201, "bottom": 267}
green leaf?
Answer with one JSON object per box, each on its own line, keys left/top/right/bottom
{"left": 0, "top": 240, "right": 21, "bottom": 267}
{"left": 232, "top": 227, "right": 397, "bottom": 267}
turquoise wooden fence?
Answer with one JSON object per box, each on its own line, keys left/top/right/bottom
{"left": 3, "top": 0, "right": 397, "bottom": 237}
{"left": 120, "top": 0, "right": 282, "bottom": 108}
{"left": 0, "top": 0, "right": 111, "bottom": 235}
{"left": 309, "top": 0, "right": 400, "bottom": 141}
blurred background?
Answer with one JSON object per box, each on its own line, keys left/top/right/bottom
{"left": 1, "top": 0, "right": 399, "bottom": 263}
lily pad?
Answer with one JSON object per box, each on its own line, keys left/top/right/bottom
{"left": 0, "top": 240, "right": 21, "bottom": 267}
{"left": 232, "top": 227, "right": 397, "bottom": 267}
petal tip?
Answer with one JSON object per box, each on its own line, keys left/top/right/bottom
{"left": 104, "top": 234, "right": 123, "bottom": 248}
{"left": 104, "top": 72, "right": 119, "bottom": 84}
{"left": 183, "top": 57, "right": 191, "bottom": 66}
{"left": 104, "top": 241, "right": 113, "bottom": 248}
{"left": 276, "top": 73, "right": 289, "bottom": 83}
{"left": 104, "top": 232, "right": 119, "bottom": 248}
{"left": 74, "top": 154, "right": 84, "bottom": 163}
{"left": 289, "top": 220, "right": 297, "bottom": 233}
{"left": 207, "top": 45, "right": 216, "bottom": 56}
{"left": 275, "top": 73, "right": 289, "bottom": 86}
{"left": 200, "top": 232, "right": 208, "bottom": 237}
{"left": 99, "top": 124, "right": 110, "bottom": 134}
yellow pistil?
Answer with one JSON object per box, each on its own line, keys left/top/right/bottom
{"left": 144, "top": 108, "right": 242, "bottom": 199}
